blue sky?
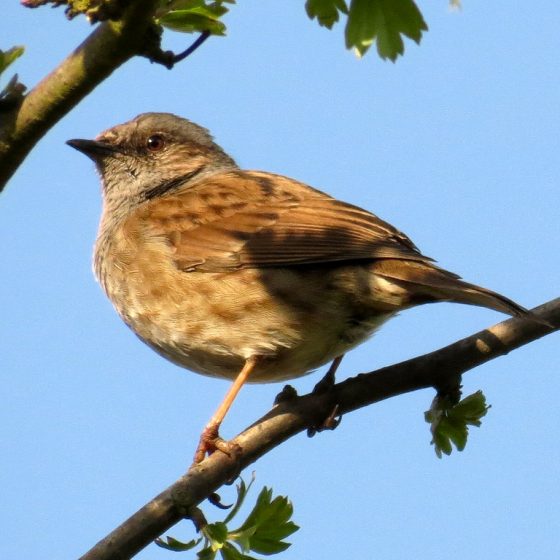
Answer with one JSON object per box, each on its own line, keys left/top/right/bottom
{"left": 1, "top": 2, "right": 559, "bottom": 559}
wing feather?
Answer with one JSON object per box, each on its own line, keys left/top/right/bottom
{"left": 138, "top": 170, "right": 432, "bottom": 272}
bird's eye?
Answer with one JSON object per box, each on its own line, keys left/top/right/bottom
{"left": 146, "top": 134, "right": 165, "bottom": 152}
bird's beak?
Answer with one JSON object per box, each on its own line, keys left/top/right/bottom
{"left": 66, "top": 138, "right": 119, "bottom": 161}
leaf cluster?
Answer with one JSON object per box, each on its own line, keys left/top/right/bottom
{"left": 306, "top": 0, "right": 428, "bottom": 61}
{"left": 19, "top": 0, "right": 446, "bottom": 63}
{"left": 425, "top": 390, "right": 491, "bottom": 458}
{"left": 130, "top": 0, "right": 432, "bottom": 60}
{"left": 156, "top": 477, "right": 299, "bottom": 559}
{"left": 156, "top": 0, "right": 235, "bottom": 36}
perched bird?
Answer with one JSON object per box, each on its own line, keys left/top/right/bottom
{"left": 67, "top": 112, "right": 528, "bottom": 462}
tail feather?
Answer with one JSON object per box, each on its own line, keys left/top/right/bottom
{"left": 371, "top": 259, "right": 528, "bottom": 318}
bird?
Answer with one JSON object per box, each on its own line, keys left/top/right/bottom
{"left": 67, "top": 112, "right": 529, "bottom": 463}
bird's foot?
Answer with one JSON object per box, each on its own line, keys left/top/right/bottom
{"left": 307, "top": 357, "right": 343, "bottom": 437}
{"left": 312, "top": 369, "right": 336, "bottom": 395}
{"left": 307, "top": 403, "right": 342, "bottom": 437}
{"left": 312, "top": 354, "right": 343, "bottom": 394}
{"left": 192, "top": 424, "right": 241, "bottom": 464}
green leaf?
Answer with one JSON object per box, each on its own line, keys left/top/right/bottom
{"left": 248, "top": 537, "right": 291, "bottom": 555}
{"left": 155, "top": 535, "right": 202, "bottom": 551}
{"left": 159, "top": 11, "right": 226, "bottom": 35}
{"left": 170, "top": 1, "right": 228, "bottom": 19}
{"left": 452, "top": 390, "right": 491, "bottom": 426}
{"left": 157, "top": 0, "right": 231, "bottom": 35}
{"left": 220, "top": 542, "right": 259, "bottom": 560}
{"left": 205, "top": 522, "right": 229, "bottom": 547}
{"left": 425, "top": 391, "right": 491, "bottom": 458}
{"left": 223, "top": 474, "right": 256, "bottom": 525}
{"left": 432, "top": 427, "right": 452, "bottom": 458}
{"left": 0, "top": 46, "right": 24, "bottom": 78}
{"left": 198, "top": 546, "right": 218, "bottom": 560}
{"left": 305, "top": 0, "right": 348, "bottom": 29}
{"left": 228, "top": 528, "right": 255, "bottom": 554}
{"left": 234, "top": 487, "right": 272, "bottom": 533}
{"left": 438, "top": 416, "right": 468, "bottom": 451}
{"left": 230, "top": 487, "right": 299, "bottom": 555}
{"left": 345, "top": 0, "right": 427, "bottom": 61}
{"left": 158, "top": 0, "right": 231, "bottom": 15}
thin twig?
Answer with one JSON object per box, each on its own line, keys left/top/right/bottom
{"left": 173, "top": 31, "right": 211, "bottom": 63}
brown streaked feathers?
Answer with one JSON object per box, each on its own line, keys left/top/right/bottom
{"left": 136, "top": 170, "right": 431, "bottom": 272}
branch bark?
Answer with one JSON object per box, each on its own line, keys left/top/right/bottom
{"left": 0, "top": 0, "right": 160, "bottom": 191}
{"left": 79, "top": 297, "right": 560, "bottom": 560}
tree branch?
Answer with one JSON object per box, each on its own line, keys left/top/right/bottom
{"left": 79, "top": 297, "right": 560, "bottom": 560}
{"left": 0, "top": 0, "right": 160, "bottom": 192}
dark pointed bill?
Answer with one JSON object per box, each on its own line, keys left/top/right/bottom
{"left": 66, "top": 138, "right": 118, "bottom": 160}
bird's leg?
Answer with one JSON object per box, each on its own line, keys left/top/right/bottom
{"left": 308, "top": 355, "right": 344, "bottom": 437}
{"left": 312, "top": 354, "right": 344, "bottom": 394}
{"left": 193, "top": 357, "right": 258, "bottom": 464}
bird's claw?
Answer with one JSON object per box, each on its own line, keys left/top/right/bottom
{"left": 307, "top": 403, "right": 342, "bottom": 437}
{"left": 192, "top": 425, "right": 242, "bottom": 465}
{"left": 208, "top": 492, "right": 233, "bottom": 510}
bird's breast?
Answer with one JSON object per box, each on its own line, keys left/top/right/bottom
{"left": 94, "top": 223, "right": 394, "bottom": 382}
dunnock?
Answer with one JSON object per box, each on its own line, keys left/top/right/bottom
{"left": 68, "top": 113, "right": 528, "bottom": 462}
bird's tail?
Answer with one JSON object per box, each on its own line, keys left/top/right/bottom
{"left": 371, "top": 259, "right": 528, "bottom": 318}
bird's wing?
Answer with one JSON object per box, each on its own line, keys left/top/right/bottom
{"left": 139, "top": 170, "right": 434, "bottom": 272}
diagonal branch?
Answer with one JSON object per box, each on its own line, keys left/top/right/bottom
{"left": 79, "top": 297, "right": 560, "bottom": 560}
{"left": 0, "top": 0, "right": 160, "bottom": 191}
